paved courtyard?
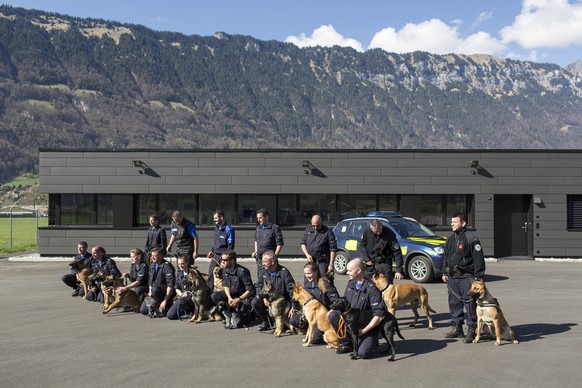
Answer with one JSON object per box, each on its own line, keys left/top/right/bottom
{"left": 0, "top": 257, "right": 581, "bottom": 388}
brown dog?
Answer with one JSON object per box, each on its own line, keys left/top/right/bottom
{"left": 69, "top": 260, "right": 93, "bottom": 300}
{"left": 100, "top": 274, "right": 124, "bottom": 310}
{"left": 259, "top": 280, "right": 290, "bottom": 337}
{"left": 291, "top": 283, "right": 341, "bottom": 348}
{"left": 101, "top": 275, "right": 141, "bottom": 314}
{"left": 185, "top": 267, "right": 222, "bottom": 323}
{"left": 212, "top": 266, "right": 225, "bottom": 292}
{"left": 371, "top": 271, "right": 436, "bottom": 330}
{"left": 468, "top": 279, "right": 519, "bottom": 346}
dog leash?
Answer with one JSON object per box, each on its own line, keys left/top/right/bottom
{"left": 446, "top": 283, "right": 474, "bottom": 303}
{"left": 337, "top": 315, "right": 348, "bottom": 339}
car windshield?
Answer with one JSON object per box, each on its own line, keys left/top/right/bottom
{"left": 386, "top": 219, "right": 438, "bottom": 238}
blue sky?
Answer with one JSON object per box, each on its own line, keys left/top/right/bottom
{"left": 2, "top": 0, "right": 581, "bottom": 66}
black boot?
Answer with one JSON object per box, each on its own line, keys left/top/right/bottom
{"left": 445, "top": 323, "right": 464, "bottom": 339}
{"left": 71, "top": 286, "right": 80, "bottom": 297}
{"left": 464, "top": 326, "right": 476, "bottom": 343}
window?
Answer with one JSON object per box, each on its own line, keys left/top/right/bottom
{"left": 400, "top": 195, "right": 473, "bottom": 226}
{"left": 199, "top": 194, "right": 236, "bottom": 227}
{"left": 237, "top": 194, "right": 257, "bottom": 225}
{"left": 60, "top": 194, "right": 113, "bottom": 225}
{"left": 567, "top": 195, "right": 582, "bottom": 229}
{"left": 299, "top": 194, "right": 337, "bottom": 226}
{"left": 277, "top": 194, "right": 297, "bottom": 226}
{"left": 159, "top": 194, "right": 197, "bottom": 224}
{"left": 338, "top": 194, "right": 375, "bottom": 220}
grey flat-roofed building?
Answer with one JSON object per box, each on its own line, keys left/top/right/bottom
{"left": 38, "top": 149, "right": 582, "bottom": 259}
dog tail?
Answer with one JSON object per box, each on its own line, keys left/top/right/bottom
{"left": 428, "top": 305, "right": 437, "bottom": 314}
{"left": 395, "top": 320, "right": 405, "bottom": 341}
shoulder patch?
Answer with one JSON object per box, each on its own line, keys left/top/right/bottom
{"left": 475, "top": 244, "right": 482, "bottom": 252}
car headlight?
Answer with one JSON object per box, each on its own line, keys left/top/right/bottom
{"left": 434, "top": 246, "right": 444, "bottom": 254}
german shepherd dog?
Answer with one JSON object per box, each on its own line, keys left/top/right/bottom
{"left": 292, "top": 283, "right": 340, "bottom": 348}
{"left": 184, "top": 267, "right": 222, "bottom": 323}
{"left": 100, "top": 274, "right": 124, "bottom": 310}
{"left": 259, "top": 280, "right": 291, "bottom": 337}
{"left": 101, "top": 275, "right": 141, "bottom": 314}
{"left": 330, "top": 297, "right": 404, "bottom": 361}
{"left": 371, "top": 271, "right": 436, "bottom": 330}
{"left": 467, "top": 279, "right": 519, "bottom": 346}
{"left": 69, "top": 260, "right": 94, "bottom": 300}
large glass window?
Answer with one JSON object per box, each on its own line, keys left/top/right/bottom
{"left": 419, "top": 195, "right": 443, "bottom": 226}
{"left": 401, "top": 194, "right": 473, "bottom": 226}
{"left": 299, "top": 194, "right": 337, "bottom": 226}
{"left": 60, "top": 194, "right": 112, "bottom": 225}
{"left": 237, "top": 194, "right": 257, "bottom": 225}
{"left": 97, "top": 195, "right": 113, "bottom": 225}
{"left": 378, "top": 195, "right": 398, "bottom": 211}
{"left": 277, "top": 194, "right": 297, "bottom": 226}
{"left": 61, "top": 194, "right": 93, "bottom": 225}
{"left": 159, "top": 194, "right": 197, "bottom": 224}
{"left": 137, "top": 194, "right": 157, "bottom": 225}
{"left": 338, "top": 194, "right": 375, "bottom": 220}
{"left": 199, "top": 194, "right": 236, "bottom": 226}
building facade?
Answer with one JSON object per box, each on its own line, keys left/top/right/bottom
{"left": 38, "top": 149, "right": 582, "bottom": 258}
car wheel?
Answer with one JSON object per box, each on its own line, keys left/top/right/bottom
{"left": 407, "top": 255, "right": 434, "bottom": 283}
{"left": 334, "top": 251, "right": 350, "bottom": 275}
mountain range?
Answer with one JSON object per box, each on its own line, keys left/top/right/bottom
{"left": 0, "top": 5, "right": 581, "bottom": 181}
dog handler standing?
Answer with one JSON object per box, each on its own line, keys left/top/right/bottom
{"left": 442, "top": 212, "right": 486, "bottom": 343}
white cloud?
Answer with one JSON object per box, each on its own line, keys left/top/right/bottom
{"left": 500, "top": 0, "right": 582, "bottom": 48}
{"left": 285, "top": 25, "right": 364, "bottom": 52}
{"left": 472, "top": 9, "right": 494, "bottom": 29}
{"left": 368, "top": 18, "right": 505, "bottom": 56}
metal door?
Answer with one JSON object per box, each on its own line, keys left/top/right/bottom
{"left": 493, "top": 195, "right": 533, "bottom": 258}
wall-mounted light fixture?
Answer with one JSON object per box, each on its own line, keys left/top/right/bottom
{"left": 302, "top": 160, "right": 312, "bottom": 175}
{"left": 133, "top": 160, "right": 146, "bottom": 174}
{"left": 469, "top": 160, "right": 479, "bottom": 175}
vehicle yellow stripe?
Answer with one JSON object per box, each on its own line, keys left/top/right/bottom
{"left": 407, "top": 237, "right": 446, "bottom": 246}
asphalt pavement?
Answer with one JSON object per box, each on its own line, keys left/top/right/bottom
{"left": 0, "top": 258, "right": 581, "bottom": 388}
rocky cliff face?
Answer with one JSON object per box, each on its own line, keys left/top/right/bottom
{"left": 0, "top": 6, "right": 581, "bottom": 181}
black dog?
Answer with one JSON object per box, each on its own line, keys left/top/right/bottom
{"left": 330, "top": 297, "right": 404, "bottom": 361}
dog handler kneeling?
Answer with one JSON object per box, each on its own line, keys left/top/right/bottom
{"left": 326, "top": 258, "right": 387, "bottom": 358}
{"left": 442, "top": 213, "right": 486, "bottom": 343}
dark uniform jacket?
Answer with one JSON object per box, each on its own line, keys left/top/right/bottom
{"left": 443, "top": 227, "right": 486, "bottom": 279}
{"left": 359, "top": 227, "right": 403, "bottom": 272}
{"left": 212, "top": 223, "right": 235, "bottom": 255}
{"left": 304, "top": 278, "right": 339, "bottom": 309}
{"left": 344, "top": 278, "right": 387, "bottom": 318}
{"left": 148, "top": 260, "right": 176, "bottom": 288}
{"left": 70, "top": 252, "right": 93, "bottom": 274}
{"left": 175, "top": 269, "right": 190, "bottom": 293}
{"left": 129, "top": 262, "right": 149, "bottom": 287}
{"left": 255, "top": 223, "right": 284, "bottom": 257}
{"left": 301, "top": 224, "right": 337, "bottom": 262}
{"left": 145, "top": 225, "right": 167, "bottom": 254}
{"left": 91, "top": 257, "right": 121, "bottom": 279}
{"left": 256, "top": 264, "right": 295, "bottom": 301}
{"left": 223, "top": 264, "right": 255, "bottom": 298}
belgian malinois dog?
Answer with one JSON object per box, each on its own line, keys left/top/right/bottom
{"left": 468, "top": 278, "right": 519, "bottom": 346}
{"left": 371, "top": 271, "right": 436, "bottom": 330}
